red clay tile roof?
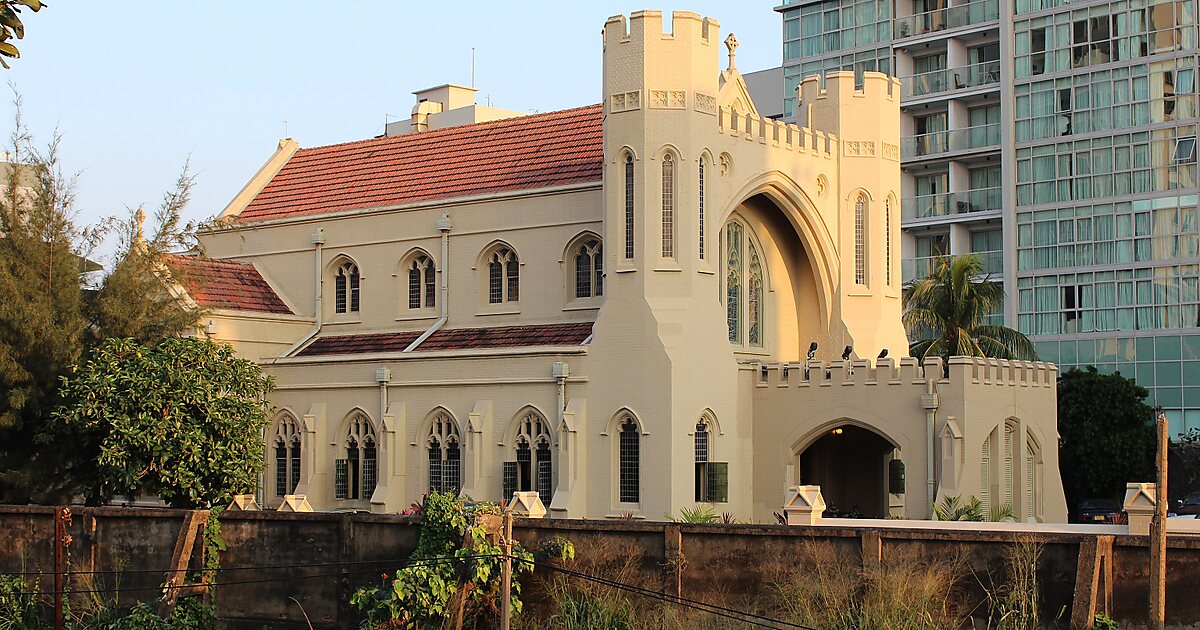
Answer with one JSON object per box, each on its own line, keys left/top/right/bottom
{"left": 165, "top": 254, "right": 293, "bottom": 315}
{"left": 237, "top": 104, "right": 604, "bottom": 223}
{"left": 297, "top": 322, "right": 593, "bottom": 356}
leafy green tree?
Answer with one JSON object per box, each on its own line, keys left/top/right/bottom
{"left": 903, "top": 254, "right": 1037, "bottom": 365}
{"left": 1057, "top": 366, "right": 1155, "bottom": 510}
{"left": 0, "top": 1, "right": 45, "bottom": 68}
{"left": 0, "top": 97, "right": 203, "bottom": 503}
{"left": 0, "top": 109, "right": 89, "bottom": 503}
{"left": 47, "top": 337, "right": 274, "bottom": 508}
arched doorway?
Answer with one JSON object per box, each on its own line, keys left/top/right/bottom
{"left": 799, "top": 424, "right": 898, "bottom": 518}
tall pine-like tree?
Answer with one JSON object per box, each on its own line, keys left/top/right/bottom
{"left": 0, "top": 96, "right": 204, "bottom": 502}
{"left": 0, "top": 111, "right": 88, "bottom": 502}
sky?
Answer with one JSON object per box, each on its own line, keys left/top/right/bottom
{"left": 2, "top": 2, "right": 782, "bottom": 264}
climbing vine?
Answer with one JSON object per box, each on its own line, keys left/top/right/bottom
{"left": 351, "top": 492, "right": 569, "bottom": 628}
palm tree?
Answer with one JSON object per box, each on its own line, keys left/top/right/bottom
{"left": 903, "top": 254, "right": 1036, "bottom": 366}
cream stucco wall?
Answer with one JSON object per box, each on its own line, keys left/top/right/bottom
{"left": 195, "top": 9, "right": 1068, "bottom": 523}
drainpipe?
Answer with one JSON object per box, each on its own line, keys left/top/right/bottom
{"left": 284, "top": 228, "right": 326, "bottom": 356}
{"left": 404, "top": 213, "right": 452, "bottom": 352}
{"left": 553, "top": 362, "right": 570, "bottom": 427}
{"left": 920, "top": 385, "right": 940, "bottom": 518}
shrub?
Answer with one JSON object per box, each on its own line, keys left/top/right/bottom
{"left": 0, "top": 574, "right": 44, "bottom": 630}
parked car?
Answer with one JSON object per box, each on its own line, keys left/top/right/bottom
{"left": 1174, "top": 492, "right": 1200, "bottom": 516}
{"left": 1076, "top": 498, "right": 1123, "bottom": 523}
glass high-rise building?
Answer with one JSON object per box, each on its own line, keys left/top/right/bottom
{"left": 768, "top": 0, "right": 1200, "bottom": 434}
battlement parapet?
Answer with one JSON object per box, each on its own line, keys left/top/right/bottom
{"left": 716, "top": 107, "right": 834, "bottom": 159}
{"left": 754, "top": 355, "right": 1057, "bottom": 389}
{"left": 603, "top": 11, "right": 719, "bottom": 48}
{"left": 797, "top": 70, "right": 901, "bottom": 109}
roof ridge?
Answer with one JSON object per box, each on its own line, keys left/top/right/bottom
{"left": 294, "top": 103, "right": 602, "bottom": 155}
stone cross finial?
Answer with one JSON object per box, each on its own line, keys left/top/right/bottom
{"left": 133, "top": 207, "right": 146, "bottom": 242}
{"left": 724, "top": 33, "right": 739, "bottom": 70}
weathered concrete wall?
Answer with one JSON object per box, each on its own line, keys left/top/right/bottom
{"left": 2, "top": 505, "right": 1199, "bottom": 629}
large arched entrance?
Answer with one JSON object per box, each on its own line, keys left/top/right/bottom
{"left": 799, "top": 424, "right": 898, "bottom": 518}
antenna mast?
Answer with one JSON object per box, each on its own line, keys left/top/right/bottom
{"left": 471, "top": 47, "right": 476, "bottom": 88}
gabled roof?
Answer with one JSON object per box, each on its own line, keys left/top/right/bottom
{"left": 297, "top": 322, "right": 593, "bottom": 356}
{"left": 164, "top": 254, "right": 293, "bottom": 315}
{"left": 235, "top": 104, "right": 604, "bottom": 223}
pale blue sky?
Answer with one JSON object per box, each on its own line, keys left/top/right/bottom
{"left": 2, "top": 2, "right": 780, "bottom": 262}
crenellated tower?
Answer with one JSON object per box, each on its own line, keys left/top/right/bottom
{"left": 797, "top": 71, "right": 908, "bottom": 359}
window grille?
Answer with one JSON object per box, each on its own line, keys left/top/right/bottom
{"left": 855, "top": 195, "right": 868, "bottom": 285}
{"left": 428, "top": 443, "right": 442, "bottom": 492}
{"left": 699, "top": 160, "right": 706, "bottom": 260}
{"left": 428, "top": 414, "right": 461, "bottom": 494}
{"left": 506, "top": 255, "right": 519, "bottom": 301}
{"left": 423, "top": 260, "right": 436, "bottom": 308}
{"left": 573, "top": 239, "right": 603, "bottom": 299}
{"left": 748, "top": 241, "right": 764, "bottom": 346}
{"left": 725, "top": 222, "right": 744, "bottom": 343}
{"left": 980, "top": 435, "right": 992, "bottom": 515}
{"left": 444, "top": 441, "right": 461, "bottom": 493}
{"left": 274, "top": 439, "right": 288, "bottom": 497}
{"left": 288, "top": 437, "right": 301, "bottom": 494}
{"left": 575, "top": 249, "right": 591, "bottom": 298}
{"left": 619, "top": 418, "right": 640, "bottom": 503}
{"left": 335, "top": 262, "right": 360, "bottom": 313}
{"left": 362, "top": 440, "right": 377, "bottom": 499}
{"left": 274, "top": 414, "right": 302, "bottom": 497}
{"left": 488, "top": 258, "right": 503, "bottom": 303}
{"left": 502, "top": 461, "right": 518, "bottom": 502}
{"left": 347, "top": 440, "right": 360, "bottom": 500}
{"left": 625, "top": 154, "right": 635, "bottom": 259}
{"left": 408, "top": 260, "right": 422, "bottom": 309}
{"left": 694, "top": 421, "right": 709, "bottom": 502}
{"left": 1003, "top": 423, "right": 1016, "bottom": 508}
{"left": 885, "top": 201, "right": 892, "bottom": 286}
{"left": 706, "top": 462, "right": 729, "bottom": 503}
{"left": 509, "top": 412, "right": 553, "bottom": 502}
{"left": 537, "top": 459, "right": 553, "bottom": 501}
{"left": 335, "top": 459, "right": 348, "bottom": 499}
{"left": 662, "top": 155, "right": 675, "bottom": 258}
{"left": 407, "top": 255, "right": 435, "bottom": 309}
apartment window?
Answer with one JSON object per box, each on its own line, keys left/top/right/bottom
{"left": 334, "top": 413, "right": 376, "bottom": 501}
{"left": 625, "top": 154, "right": 635, "bottom": 259}
{"left": 618, "top": 417, "right": 640, "bottom": 504}
{"left": 503, "top": 411, "right": 553, "bottom": 502}
{"left": 273, "top": 414, "right": 302, "bottom": 497}
{"left": 407, "top": 254, "right": 435, "bottom": 310}
{"left": 427, "top": 413, "right": 461, "bottom": 494}
{"left": 574, "top": 238, "right": 603, "bottom": 299}
{"left": 694, "top": 418, "right": 728, "bottom": 503}
{"left": 980, "top": 433, "right": 992, "bottom": 515}
{"left": 855, "top": 194, "right": 868, "bottom": 285}
{"left": 334, "top": 261, "right": 360, "bottom": 314}
{"left": 661, "top": 154, "right": 675, "bottom": 259}
{"left": 1175, "top": 137, "right": 1197, "bottom": 163}
{"left": 487, "top": 247, "right": 519, "bottom": 304}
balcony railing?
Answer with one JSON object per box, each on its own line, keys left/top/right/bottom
{"left": 902, "top": 251, "right": 1003, "bottom": 282}
{"left": 901, "top": 122, "right": 1000, "bottom": 158}
{"left": 902, "top": 60, "right": 1001, "bottom": 98}
{"left": 893, "top": 0, "right": 999, "bottom": 40}
{"left": 902, "top": 186, "right": 1002, "bottom": 219}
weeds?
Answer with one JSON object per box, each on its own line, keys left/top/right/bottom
{"left": 767, "top": 541, "right": 967, "bottom": 630}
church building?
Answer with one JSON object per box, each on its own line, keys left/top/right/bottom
{"left": 176, "top": 11, "right": 1069, "bottom": 523}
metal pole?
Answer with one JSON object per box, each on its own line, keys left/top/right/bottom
{"left": 500, "top": 508, "right": 512, "bottom": 630}
{"left": 1150, "top": 412, "right": 1168, "bottom": 630}
{"left": 53, "top": 507, "right": 70, "bottom": 630}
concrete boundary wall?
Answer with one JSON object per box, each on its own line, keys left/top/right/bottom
{"left": 1, "top": 505, "right": 1198, "bottom": 629}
